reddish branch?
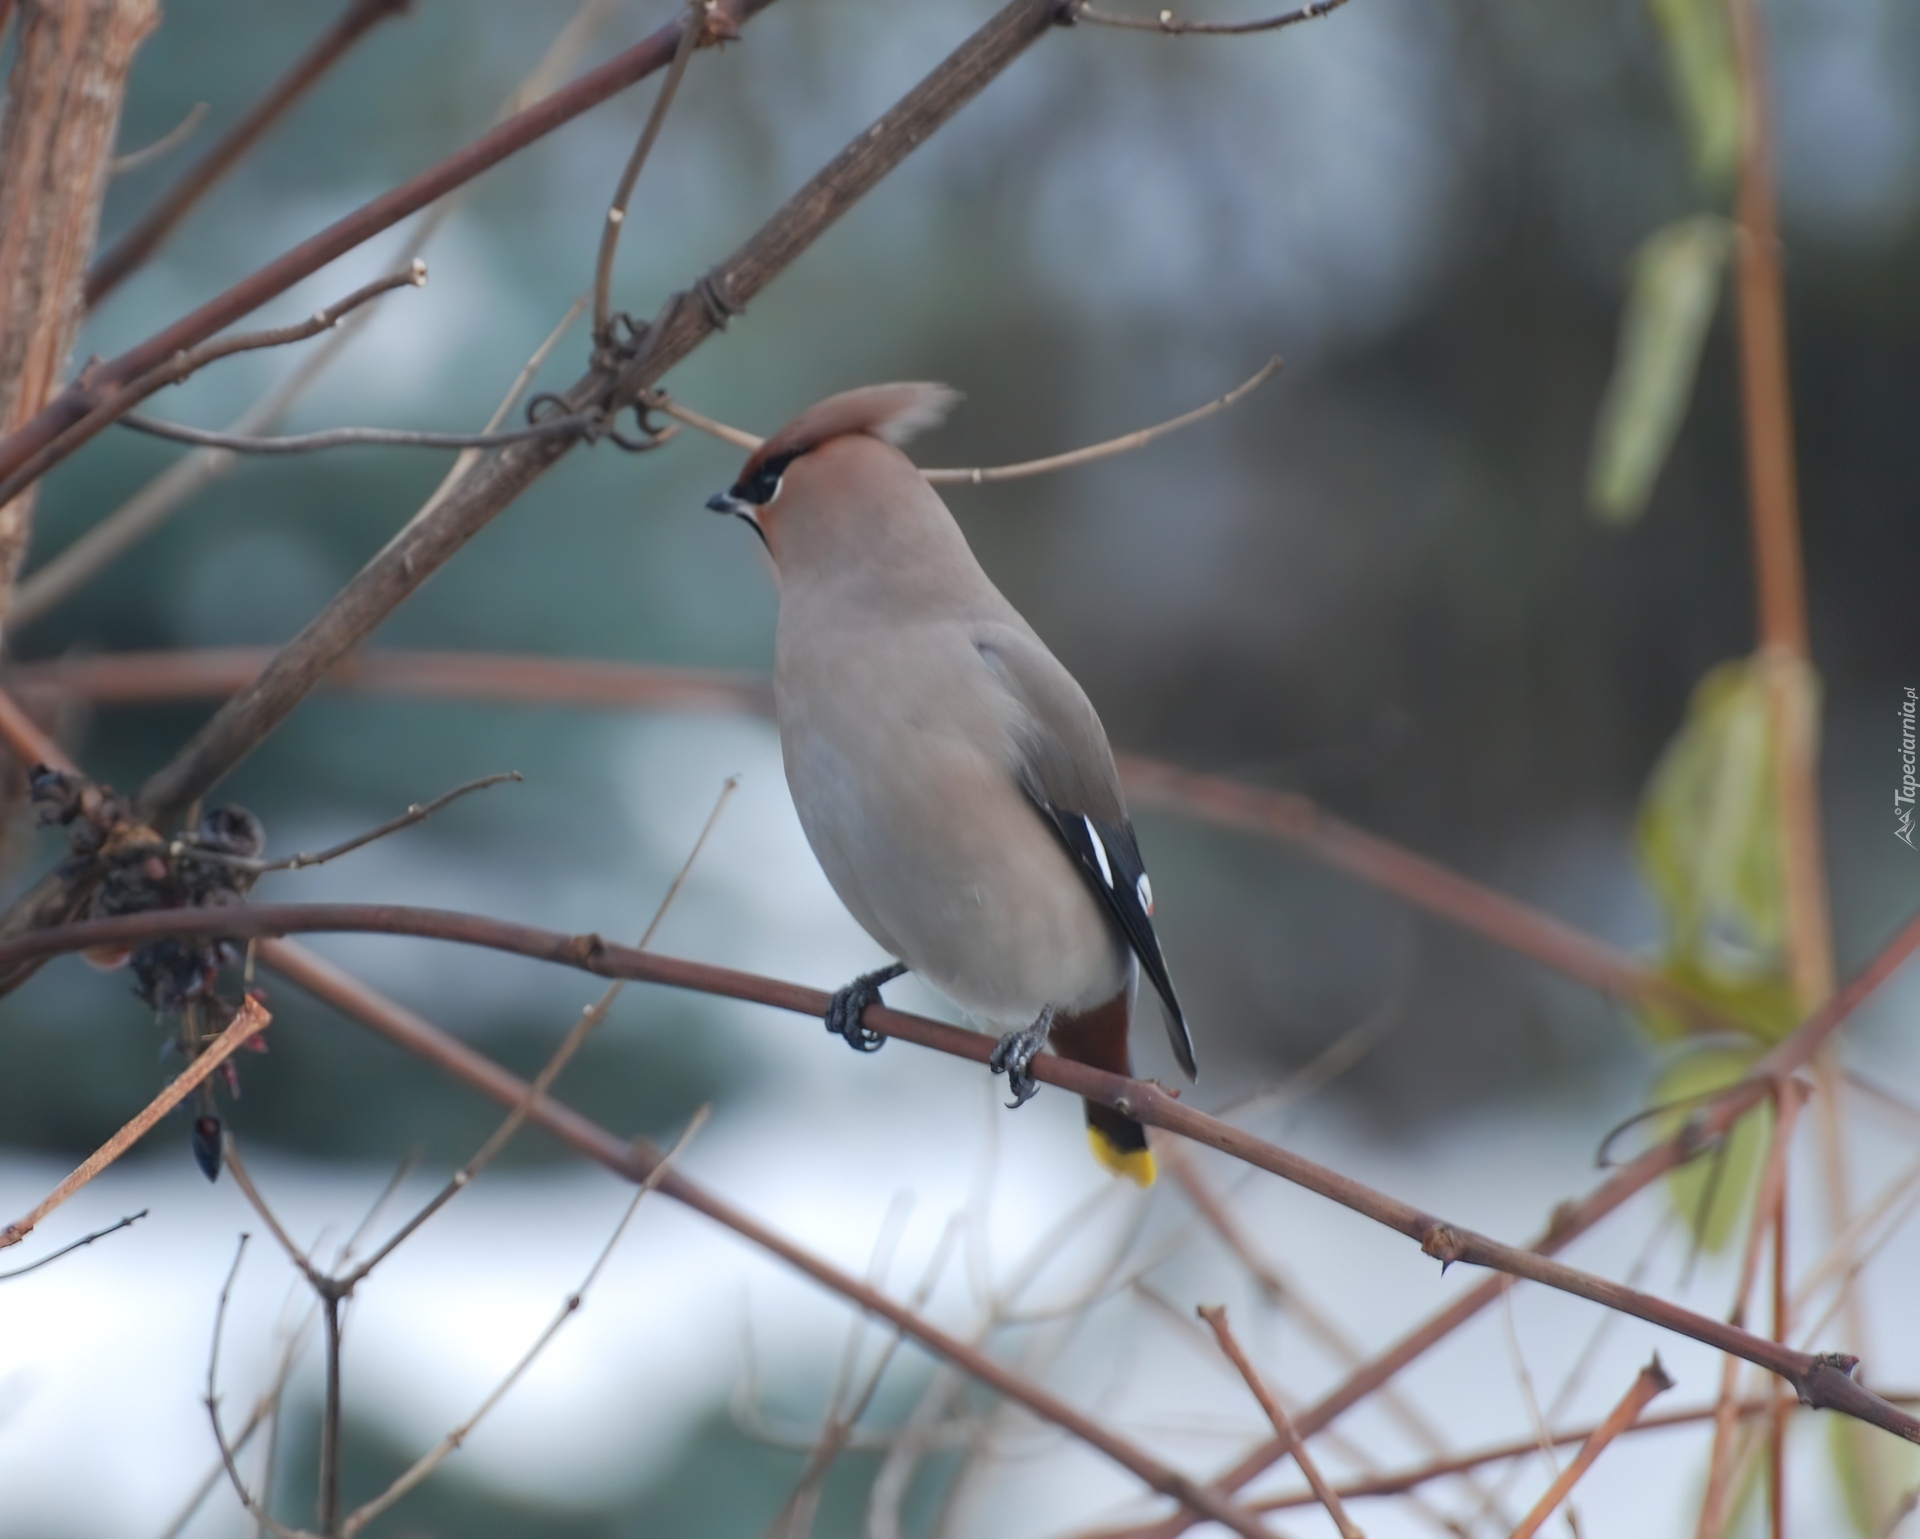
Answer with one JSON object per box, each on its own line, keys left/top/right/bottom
{"left": 0, "top": 0, "right": 1066, "bottom": 988}
{"left": 1509, "top": 1358, "right": 1674, "bottom": 1539}
{"left": 1, "top": 901, "right": 1917, "bottom": 1443}
{"left": 0, "top": 0, "right": 780, "bottom": 494}
{"left": 256, "top": 940, "right": 1281, "bottom": 1539}
{"left": 2, "top": 647, "right": 1725, "bottom": 1028}
{"left": 1102, "top": 898, "right": 1920, "bottom": 1539}
{"left": 85, "top": 0, "right": 412, "bottom": 306}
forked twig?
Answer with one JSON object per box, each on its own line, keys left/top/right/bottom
{"left": 0, "top": 264, "right": 427, "bottom": 512}
{"left": 1197, "top": 1305, "right": 1364, "bottom": 1539}
{"left": 338, "top": 1107, "right": 711, "bottom": 1536}
{"left": 592, "top": 0, "right": 710, "bottom": 337}
{"left": 1510, "top": 1358, "right": 1674, "bottom": 1539}
{"left": 0, "top": 995, "right": 270, "bottom": 1249}
{"left": 257, "top": 938, "right": 1283, "bottom": 1539}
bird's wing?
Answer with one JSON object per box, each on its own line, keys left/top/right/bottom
{"left": 973, "top": 625, "right": 1197, "bottom": 1079}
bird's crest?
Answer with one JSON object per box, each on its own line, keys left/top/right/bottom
{"left": 741, "top": 382, "right": 961, "bottom": 482}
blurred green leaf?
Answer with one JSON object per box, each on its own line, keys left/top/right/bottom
{"left": 1637, "top": 953, "right": 1801, "bottom": 1045}
{"left": 1652, "top": 1043, "right": 1768, "bottom": 1252}
{"left": 1645, "top": 0, "right": 1741, "bottom": 185}
{"left": 1589, "top": 216, "right": 1731, "bottom": 524}
{"left": 1633, "top": 655, "right": 1808, "bottom": 1042}
{"left": 1830, "top": 1393, "right": 1920, "bottom": 1535}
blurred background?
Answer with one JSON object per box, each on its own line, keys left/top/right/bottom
{"left": 1, "top": 0, "right": 1917, "bottom": 1533}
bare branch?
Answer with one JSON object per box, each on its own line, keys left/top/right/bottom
{"left": 592, "top": 0, "right": 710, "bottom": 337}
{"left": 646, "top": 357, "right": 1283, "bottom": 483}
{"left": 0, "top": 994, "right": 269, "bottom": 1249}
{"left": 9, "top": 900, "right": 1914, "bottom": 1440}
{"left": 0, "top": 1209, "right": 146, "bottom": 1282}
{"left": 116, "top": 0, "right": 1066, "bottom": 852}
{"left": 204, "top": 1236, "right": 320, "bottom": 1539}
{"left": 0, "top": 0, "right": 781, "bottom": 492}
{"left": 114, "top": 410, "right": 606, "bottom": 455}
{"left": 87, "top": 0, "right": 411, "bottom": 303}
{"left": 220, "top": 1139, "right": 329, "bottom": 1293}
{"left": 12, "top": 22, "right": 614, "bottom": 635}
{"left": 258, "top": 938, "right": 1284, "bottom": 1539}
{"left": 0, "top": 262, "right": 426, "bottom": 512}
{"left": 1248, "top": 1393, "right": 1920, "bottom": 1513}
{"left": 1070, "top": 0, "right": 1349, "bottom": 35}
{"left": 180, "top": 771, "right": 524, "bottom": 877}
{"left": 1511, "top": 1358, "right": 1675, "bottom": 1539}
{"left": 109, "top": 101, "right": 208, "bottom": 176}
{"left": 338, "top": 776, "right": 731, "bottom": 1291}
{"left": 2, "top": 645, "right": 1725, "bottom": 1028}
{"left": 340, "top": 1107, "right": 711, "bottom": 1537}
{"left": 1197, "top": 1305, "right": 1364, "bottom": 1539}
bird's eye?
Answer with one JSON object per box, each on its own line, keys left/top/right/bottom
{"left": 736, "top": 450, "right": 799, "bottom": 506}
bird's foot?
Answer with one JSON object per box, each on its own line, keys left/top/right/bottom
{"left": 825, "top": 961, "right": 907, "bottom": 1052}
{"left": 989, "top": 1006, "right": 1057, "bottom": 1109}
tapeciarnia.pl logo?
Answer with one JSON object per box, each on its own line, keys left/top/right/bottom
{"left": 1899, "top": 686, "right": 1917, "bottom": 849}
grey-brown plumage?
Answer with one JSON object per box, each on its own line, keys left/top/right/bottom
{"left": 707, "top": 384, "right": 1193, "bottom": 1178}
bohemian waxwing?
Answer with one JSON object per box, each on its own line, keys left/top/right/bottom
{"left": 706, "top": 383, "right": 1196, "bottom": 1185}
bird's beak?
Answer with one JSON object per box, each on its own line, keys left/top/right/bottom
{"left": 707, "top": 489, "right": 769, "bottom": 550}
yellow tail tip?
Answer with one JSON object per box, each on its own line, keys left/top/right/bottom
{"left": 1087, "top": 1128, "right": 1156, "bottom": 1188}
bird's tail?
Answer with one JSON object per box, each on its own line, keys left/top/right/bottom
{"left": 1051, "top": 992, "right": 1155, "bottom": 1188}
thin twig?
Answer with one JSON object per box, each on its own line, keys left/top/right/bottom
{"left": 648, "top": 357, "right": 1282, "bottom": 484}
{"left": 205, "top": 1236, "right": 321, "bottom": 1539}
{"left": 1510, "top": 1358, "right": 1674, "bottom": 1539}
{"left": 591, "top": 0, "right": 708, "bottom": 337}
{"left": 19, "top": 898, "right": 1908, "bottom": 1437}
{"left": 87, "top": 0, "right": 411, "bottom": 303}
{"left": 339, "top": 1106, "right": 711, "bottom": 1536}
{"left": 408, "top": 296, "right": 588, "bottom": 526}
{"left": 221, "top": 1140, "right": 328, "bottom": 1292}
{"left": 0, "top": 995, "right": 269, "bottom": 1249}
{"left": 1698, "top": 1078, "right": 1802, "bottom": 1537}
{"left": 4, "top": 0, "right": 777, "bottom": 488}
{"left": 3, "top": 645, "right": 1728, "bottom": 1030}
{"left": 0, "top": 1209, "right": 147, "bottom": 1281}
{"left": 338, "top": 777, "right": 733, "bottom": 1289}
{"left": 259, "top": 938, "right": 1282, "bottom": 1539}
{"left": 1071, "top": 0, "right": 1349, "bottom": 34}
{"left": 179, "top": 771, "right": 523, "bottom": 877}
{"left": 115, "top": 0, "right": 1065, "bottom": 853}
{"left": 0, "top": 263, "right": 427, "bottom": 512}
{"left": 109, "top": 101, "right": 208, "bottom": 176}
{"left": 116, "top": 410, "right": 603, "bottom": 454}
{"left": 14, "top": 18, "right": 614, "bottom": 635}
{"left": 1197, "top": 1305, "right": 1364, "bottom": 1539}
{"left": 1165, "top": 1143, "right": 1505, "bottom": 1521}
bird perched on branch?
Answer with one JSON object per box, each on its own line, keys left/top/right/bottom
{"left": 706, "top": 383, "right": 1195, "bottom": 1185}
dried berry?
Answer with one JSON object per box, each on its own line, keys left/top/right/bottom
{"left": 191, "top": 1114, "right": 223, "bottom": 1183}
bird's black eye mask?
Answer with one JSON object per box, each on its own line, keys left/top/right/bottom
{"left": 734, "top": 450, "right": 799, "bottom": 506}
{"left": 705, "top": 450, "right": 802, "bottom": 549}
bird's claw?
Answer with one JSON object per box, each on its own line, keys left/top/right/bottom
{"left": 989, "top": 1010, "right": 1055, "bottom": 1109}
{"left": 824, "top": 962, "right": 905, "bottom": 1053}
